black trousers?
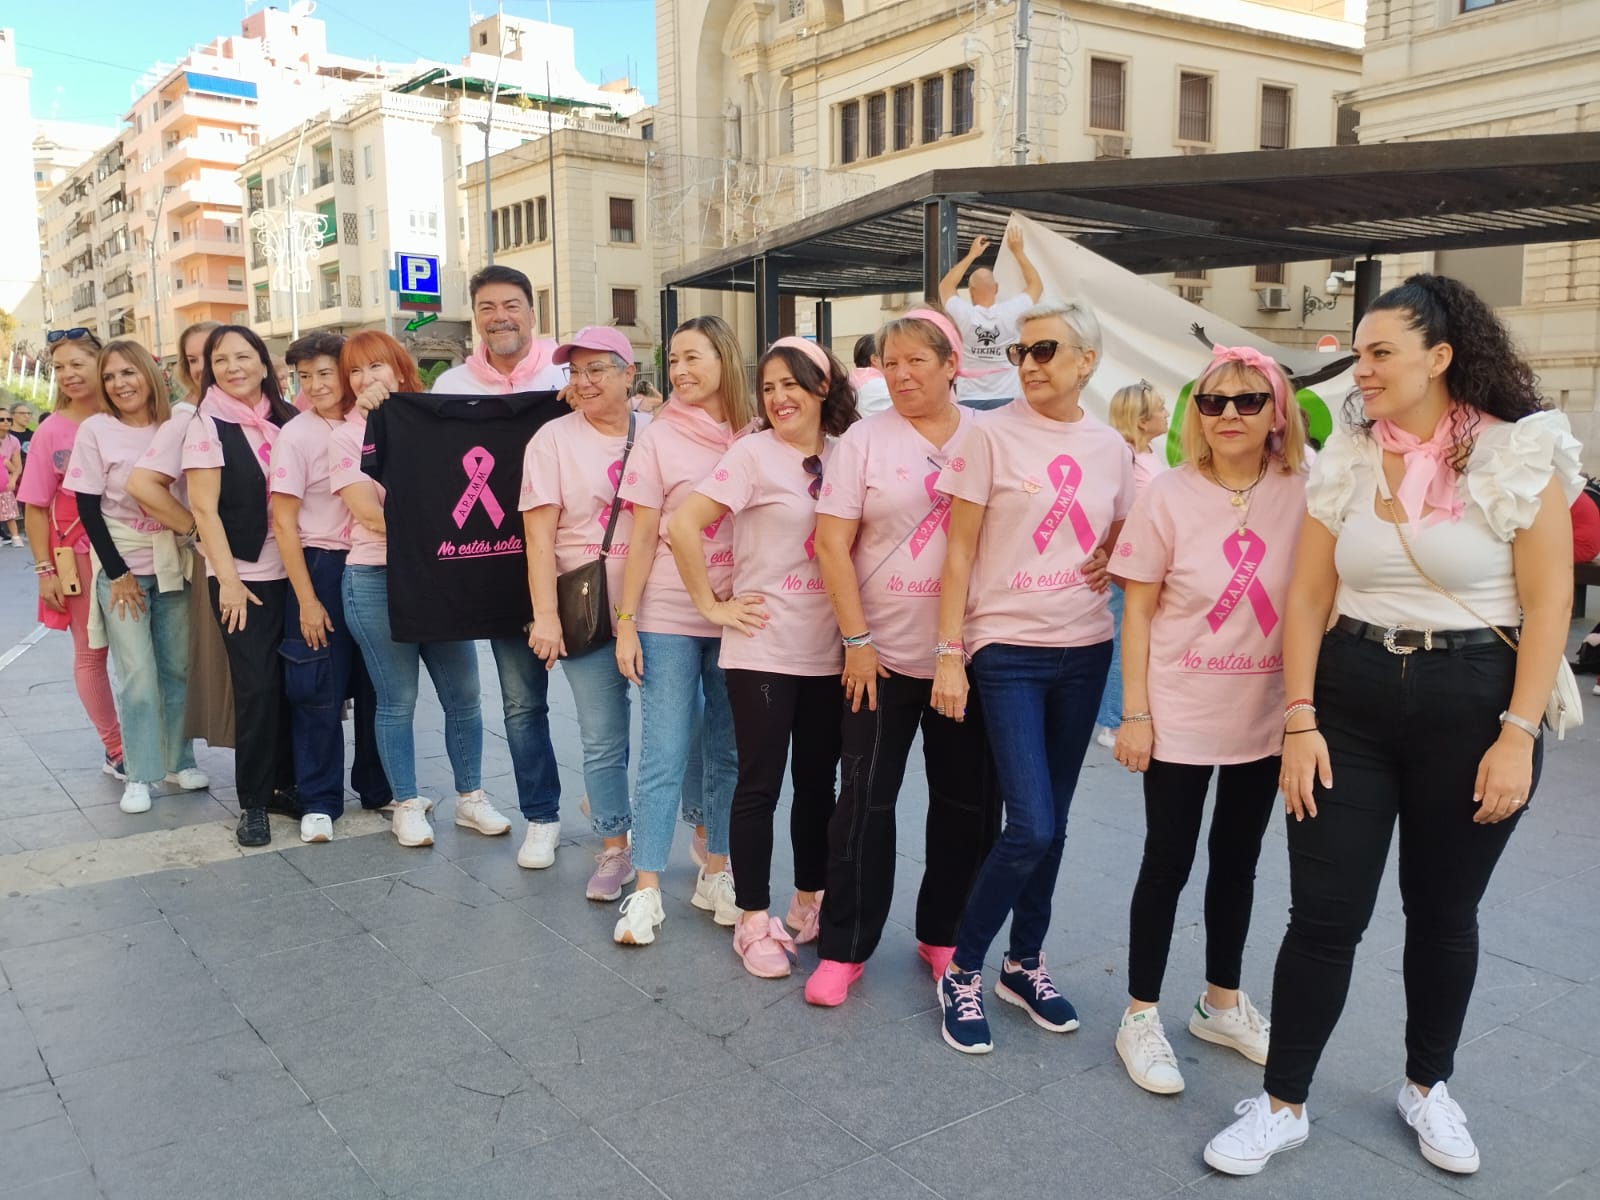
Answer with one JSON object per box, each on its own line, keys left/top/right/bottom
{"left": 1126, "top": 755, "right": 1280, "bottom": 1003}
{"left": 210, "top": 576, "right": 294, "bottom": 810}
{"left": 724, "top": 670, "right": 843, "bottom": 913}
{"left": 1263, "top": 627, "right": 1536, "bottom": 1105}
{"left": 817, "top": 669, "right": 1001, "bottom": 964}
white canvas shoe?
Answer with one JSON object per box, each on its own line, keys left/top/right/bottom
{"left": 1204, "top": 1093, "right": 1308, "bottom": 1176}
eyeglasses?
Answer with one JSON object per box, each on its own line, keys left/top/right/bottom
{"left": 46, "top": 328, "right": 97, "bottom": 346}
{"left": 571, "top": 364, "right": 617, "bottom": 383}
{"left": 1005, "top": 340, "right": 1076, "bottom": 367}
{"left": 802, "top": 453, "right": 823, "bottom": 500}
{"left": 1192, "top": 392, "right": 1272, "bottom": 418}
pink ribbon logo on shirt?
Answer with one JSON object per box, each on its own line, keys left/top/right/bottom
{"left": 1031, "top": 455, "right": 1096, "bottom": 555}
{"left": 598, "top": 458, "right": 633, "bottom": 525}
{"left": 1206, "top": 529, "right": 1278, "bottom": 636}
{"left": 703, "top": 512, "right": 727, "bottom": 540}
{"left": 908, "top": 472, "right": 952, "bottom": 560}
{"left": 452, "top": 447, "right": 506, "bottom": 529}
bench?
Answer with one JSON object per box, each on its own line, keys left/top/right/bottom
{"left": 1577, "top": 560, "right": 1600, "bottom": 618}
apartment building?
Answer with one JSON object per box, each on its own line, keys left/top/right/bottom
{"left": 1351, "top": 0, "right": 1599, "bottom": 463}
{"left": 652, "top": 0, "right": 1364, "bottom": 353}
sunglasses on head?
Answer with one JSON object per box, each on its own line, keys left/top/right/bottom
{"left": 46, "top": 328, "right": 96, "bottom": 345}
{"left": 1004, "top": 340, "right": 1076, "bottom": 367}
{"left": 801, "top": 453, "right": 823, "bottom": 500}
{"left": 1192, "top": 392, "right": 1272, "bottom": 418}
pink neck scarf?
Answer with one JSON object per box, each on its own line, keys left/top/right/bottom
{"left": 1372, "top": 405, "right": 1466, "bottom": 532}
{"left": 463, "top": 340, "right": 550, "bottom": 393}
{"left": 200, "top": 385, "right": 279, "bottom": 447}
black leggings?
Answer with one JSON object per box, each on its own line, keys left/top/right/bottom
{"left": 724, "top": 670, "right": 843, "bottom": 914}
{"left": 1263, "top": 628, "right": 1535, "bottom": 1105}
{"left": 1126, "top": 755, "right": 1279, "bottom": 1004}
{"left": 210, "top": 576, "right": 294, "bottom": 810}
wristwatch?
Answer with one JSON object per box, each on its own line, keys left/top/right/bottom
{"left": 1498, "top": 710, "right": 1541, "bottom": 739}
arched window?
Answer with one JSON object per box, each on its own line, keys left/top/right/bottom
{"left": 777, "top": 80, "right": 795, "bottom": 156}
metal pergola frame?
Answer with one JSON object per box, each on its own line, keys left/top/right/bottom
{"left": 658, "top": 133, "right": 1600, "bottom": 348}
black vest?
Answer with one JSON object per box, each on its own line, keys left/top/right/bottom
{"left": 213, "top": 419, "right": 270, "bottom": 564}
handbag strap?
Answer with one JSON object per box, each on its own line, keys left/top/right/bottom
{"left": 597, "top": 412, "right": 636, "bottom": 557}
{"left": 1373, "top": 468, "right": 1519, "bottom": 654}
{"left": 50, "top": 493, "right": 81, "bottom": 544}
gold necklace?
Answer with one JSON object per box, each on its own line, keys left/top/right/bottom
{"left": 1208, "top": 457, "right": 1269, "bottom": 529}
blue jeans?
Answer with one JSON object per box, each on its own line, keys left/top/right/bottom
{"left": 560, "top": 642, "right": 632, "bottom": 836}
{"left": 489, "top": 637, "right": 561, "bottom": 823}
{"left": 633, "top": 631, "right": 736, "bottom": 873}
{"left": 680, "top": 691, "right": 705, "bottom": 827}
{"left": 282, "top": 548, "right": 390, "bottom": 819}
{"left": 954, "top": 640, "right": 1111, "bottom": 970}
{"left": 95, "top": 572, "right": 195, "bottom": 784}
{"left": 341, "top": 565, "right": 483, "bottom": 800}
{"left": 1095, "top": 584, "right": 1124, "bottom": 729}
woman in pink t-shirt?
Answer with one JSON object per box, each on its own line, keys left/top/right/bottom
{"left": 68, "top": 341, "right": 207, "bottom": 816}
{"left": 668, "top": 337, "right": 858, "bottom": 978}
{"left": 18, "top": 329, "right": 124, "bottom": 776}
{"left": 931, "top": 299, "right": 1135, "bottom": 1055}
{"left": 270, "top": 331, "right": 392, "bottom": 844}
{"left": 806, "top": 310, "right": 1002, "bottom": 1009}
{"left": 610, "top": 315, "right": 758, "bottom": 947}
{"left": 182, "top": 326, "right": 298, "bottom": 848}
{"left": 0, "top": 415, "right": 22, "bottom": 544}
{"left": 1110, "top": 348, "right": 1307, "bottom": 1096}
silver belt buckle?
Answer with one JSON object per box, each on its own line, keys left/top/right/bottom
{"left": 1382, "top": 625, "right": 1430, "bottom": 655}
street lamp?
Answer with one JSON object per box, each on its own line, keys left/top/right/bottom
{"left": 146, "top": 184, "right": 175, "bottom": 363}
{"left": 250, "top": 121, "right": 325, "bottom": 340}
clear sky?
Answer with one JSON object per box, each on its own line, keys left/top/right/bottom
{"left": 11, "top": 0, "right": 657, "bottom": 129}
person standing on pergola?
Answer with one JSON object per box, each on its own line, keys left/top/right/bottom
{"left": 937, "top": 226, "right": 1045, "bottom": 411}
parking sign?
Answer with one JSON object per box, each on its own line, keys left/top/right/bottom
{"left": 395, "top": 253, "right": 441, "bottom": 312}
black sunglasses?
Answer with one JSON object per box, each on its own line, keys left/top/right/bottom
{"left": 1192, "top": 391, "right": 1272, "bottom": 418}
{"left": 46, "top": 328, "right": 97, "bottom": 346}
{"left": 802, "top": 453, "right": 823, "bottom": 500}
{"left": 1005, "top": 340, "right": 1076, "bottom": 367}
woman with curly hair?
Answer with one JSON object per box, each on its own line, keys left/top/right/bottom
{"left": 667, "top": 337, "right": 858, "bottom": 977}
{"left": 1204, "top": 275, "right": 1581, "bottom": 1178}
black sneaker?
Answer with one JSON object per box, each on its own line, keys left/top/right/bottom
{"left": 938, "top": 967, "right": 994, "bottom": 1054}
{"left": 996, "top": 954, "right": 1080, "bottom": 1032}
{"left": 102, "top": 753, "right": 127, "bottom": 781}
{"left": 266, "top": 787, "right": 301, "bottom": 819}
{"left": 236, "top": 808, "right": 271, "bottom": 847}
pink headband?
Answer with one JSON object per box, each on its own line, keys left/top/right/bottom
{"left": 902, "top": 308, "right": 982, "bottom": 378}
{"left": 1207, "top": 344, "right": 1292, "bottom": 437}
{"left": 769, "top": 336, "right": 831, "bottom": 382}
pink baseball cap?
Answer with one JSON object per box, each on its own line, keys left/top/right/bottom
{"left": 553, "top": 325, "right": 635, "bottom": 366}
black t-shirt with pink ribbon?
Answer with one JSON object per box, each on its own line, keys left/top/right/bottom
{"left": 363, "top": 390, "right": 566, "bottom": 641}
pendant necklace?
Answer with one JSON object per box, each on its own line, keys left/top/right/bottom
{"left": 1212, "top": 457, "right": 1268, "bottom": 531}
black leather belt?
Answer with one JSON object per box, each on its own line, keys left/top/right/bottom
{"left": 1333, "top": 615, "right": 1516, "bottom": 655}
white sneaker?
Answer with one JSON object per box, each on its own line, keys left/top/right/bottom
{"left": 119, "top": 781, "right": 152, "bottom": 814}
{"left": 1095, "top": 725, "right": 1117, "bottom": 749}
{"left": 1204, "top": 1092, "right": 1309, "bottom": 1176}
{"left": 392, "top": 798, "right": 435, "bottom": 847}
{"left": 164, "top": 768, "right": 210, "bottom": 790}
{"left": 8, "top": 536, "right": 22, "bottom": 548}
{"left": 1398, "top": 1081, "right": 1479, "bottom": 1174}
{"left": 1116, "top": 1007, "right": 1185, "bottom": 1094}
{"left": 690, "top": 867, "right": 739, "bottom": 926}
{"left": 1189, "top": 990, "right": 1271, "bottom": 1065}
{"left": 517, "top": 821, "right": 560, "bottom": 869}
{"left": 613, "top": 886, "right": 666, "bottom": 945}
{"left": 300, "top": 813, "right": 333, "bottom": 843}
{"left": 454, "top": 790, "right": 512, "bottom": 836}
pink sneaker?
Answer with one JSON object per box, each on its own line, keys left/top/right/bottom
{"left": 784, "top": 891, "right": 823, "bottom": 945}
{"left": 917, "top": 942, "right": 956, "bottom": 980}
{"left": 585, "top": 845, "right": 636, "bottom": 902}
{"left": 805, "top": 959, "right": 864, "bottom": 1006}
{"left": 732, "top": 915, "right": 797, "bottom": 979}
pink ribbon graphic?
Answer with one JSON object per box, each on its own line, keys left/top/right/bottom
{"left": 1031, "top": 455, "right": 1096, "bottom": 555}
{"left": 452, "top": 447, "right": 506, "bottom": 529}
{"left": 1206, "top": 529, "right": 1278, "bottom": 636}
{"left": 908, "top": 472, "right": 953, "bottom": 560}
{"left": 598, "top": 458, "right": 633, "bottom": 525}
{"left": 804, "top": 529, "right": 816, "bottom": 561}
{"left": 703, "top": 512, "right": 727, "bottom": 540}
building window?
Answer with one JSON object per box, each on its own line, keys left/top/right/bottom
{"left": 536, "top": 288, "right": 552, "bottom": 335}
{"left": 921, "top": 76, "right": 944, "bottom": 143}
{"left": 512, "top": 203, "right": 524, "bottom": 246}
{"left": 778, "top": 84, "right": 794, "bottom": 155}
{"left": 951, "top": 67, "right": 975, "bottom": 135}
{"left": 609, "top": 197, "right": 636, "bottom": 244}
{"left": 1089, "top": 58, "right": 1125, "bottom": 132}
{"left": 226, "top": 265, "right": 244, "bottom": 290}
{"left": 867, "top": 93, "right": 887, "bottom": 158}
{"left": 612, "top": 288, "right": 638, "bottom": 325}
{"left": 362, "top": 144, "right": 374, "bottom": 178}
{"left": 370, "top": 268, "right": 381, "bottom": 307}
{"left": 366, "top": 207, "right": 376, "bottom": 240}
{"left": 641, "top": 121, "right": 654, "bottom": 141}
{"left": 839, "top": 100, "right": 860, "bottom": 164}
{"left": 1461, "top": 0, "right": 1522, "bottom": 9}
{"left": 1178, "top": 72, "right": 1213, "bottom": 143}
{"left": 1260, "top": 85, "right": 1292, "bottom": 151}
{"left": 893, "top": 84, "right": 915, "bottom": 151}
{"left": 1173, "top": 269, "right": 1208, "bottom": 283}
{"left": 1253, "top": 262, "right": 1285, "bottom": 285}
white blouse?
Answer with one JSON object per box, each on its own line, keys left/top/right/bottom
{"left": 1308, "top": 411, "right": 1582, "bottom": 630}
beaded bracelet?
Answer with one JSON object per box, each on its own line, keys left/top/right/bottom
{"left": 1121, "top": 712, "right": 1153, "bottom": 723}
{"left": 1283, "top": 702, "right": 1317, "bottom": 725}
{"left": 932, "top": 640, "right": 966, "bottom": 659}
{"left": 841, "top": 631, "right": 874, "bottom": 648}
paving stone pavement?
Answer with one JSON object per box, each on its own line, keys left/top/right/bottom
{"left": 1, "top": 553, "right": 1598, "bottom": 1199}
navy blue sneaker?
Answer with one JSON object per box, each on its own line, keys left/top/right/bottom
{"left": 939, "top": 967, "right": 993, "bottom": 1054}
{"left": 996, "top": 954, "right": 1079, "bottom": 1032}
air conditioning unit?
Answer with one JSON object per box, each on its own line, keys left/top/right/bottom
{"left": 1094, "top": 134, "right": 1131, "bottom": 159}
{"left": 1257, "top": 285, "right": 1290, "bottom": 312}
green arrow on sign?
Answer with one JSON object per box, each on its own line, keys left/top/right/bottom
{"left": 403, "top": 312, "right": 439, "bottom": 332}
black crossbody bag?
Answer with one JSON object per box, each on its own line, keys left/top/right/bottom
{"left": 555, "top": 413, "right": 635, "bottom": 655}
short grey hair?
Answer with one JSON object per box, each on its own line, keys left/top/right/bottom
{"left": 1018, "top": 298, "right": 1103, "bottom": 380}
{"left": 570, "top": 349, "right": 631, "bottom": 372}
